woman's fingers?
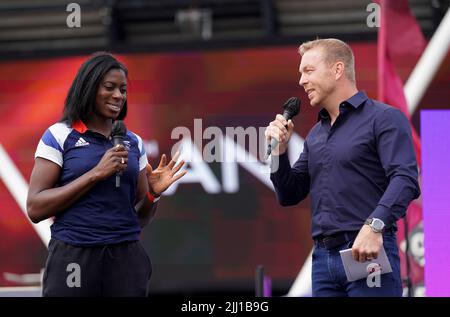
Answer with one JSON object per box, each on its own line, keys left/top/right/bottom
{"left": 170, "top": 160, "right": 185, "bottom": 176}
{"left": 157, "top": 154, "right": 167, "bottom": 169}
{"left": 168, "top": 151, "right": 180, "bottom": 169}
{"left": 171, "top": 169, "right": 187, "bottom": 183}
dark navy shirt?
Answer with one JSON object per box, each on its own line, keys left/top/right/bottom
{"left": 270, "top": 91, "right": 420, "bottom": 238}
{"left": 35, "top": 120, "right": 148, "bottom": 246}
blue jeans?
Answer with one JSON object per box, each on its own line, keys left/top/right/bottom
{"left": 311, "top": 231, "right": 403, "bottom": 297}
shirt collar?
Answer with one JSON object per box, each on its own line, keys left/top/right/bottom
{"left": 317, "top": 91, "right": 368, "bottom": 122}
{"left": 346, "top": 90, "right": 368, "bottom": 109}
{"left": 72, "top": 120, "right": 88, "bottom": 134}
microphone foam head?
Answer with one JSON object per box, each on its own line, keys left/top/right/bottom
{"left": 111, "top": 120, "right": 127, "bottom": 138}
{"left": 283, "top": 97, "right": 300, "bottom": 117}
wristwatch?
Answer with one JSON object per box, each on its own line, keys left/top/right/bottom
{"left": 365, "top": 218, "right": 385, "bottom": 233}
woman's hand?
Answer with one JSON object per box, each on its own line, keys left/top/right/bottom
{"left": 146, "top": 151, "right": 187, "bottom": 196}
{"left": 93, "top": 144, "right": 128, "bottom": 180}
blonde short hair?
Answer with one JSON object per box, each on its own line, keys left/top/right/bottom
{"left": 299, "top": 38, "right": 355, "bottom": 83}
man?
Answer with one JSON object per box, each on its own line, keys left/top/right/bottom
{"left": 265, "top": 38, "right": 420, "bottom": 297}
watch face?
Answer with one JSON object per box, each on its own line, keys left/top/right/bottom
{"left": 372, "top": 219, "right": 384, "bottom": 231}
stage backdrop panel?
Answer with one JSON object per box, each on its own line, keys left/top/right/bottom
{"left": 0, "top": 43, "right": 448, "bottom": 294}
{"left": 422, "top": 110, "right": 450, "bottom": 297}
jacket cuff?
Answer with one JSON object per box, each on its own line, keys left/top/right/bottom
{"left": 270, "top": 152, "right": 289, "bottom": 174}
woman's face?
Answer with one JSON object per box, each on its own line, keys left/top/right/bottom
{"left": 94, "top": 68, "right": 127, "bottom": 120}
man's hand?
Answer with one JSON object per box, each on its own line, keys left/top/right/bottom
{"left": 352, "top": 225, "right": 383, "bottom": 262}
{"left": 264, "top": 115, "right": 294, "bottom": 155}
{"left": 146, "top": 151, "right": 187, "bottom": 196}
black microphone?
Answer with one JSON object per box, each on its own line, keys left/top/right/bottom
{"left": 266, "top": 97, "right": 301, "bottom": 157}
{"left": 111, "top": 120, "right": 127, "bottom": 188}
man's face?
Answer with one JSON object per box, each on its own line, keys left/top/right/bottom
{"left": 299, "top": 47, "right": 335, "bottom": 107}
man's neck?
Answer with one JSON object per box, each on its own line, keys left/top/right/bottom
{"left": 323, "top": 85, "right": 358, "bottom": 125}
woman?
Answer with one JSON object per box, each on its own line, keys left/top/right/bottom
{"left": 26, "top": 52, "right": 186, "bottom": 296}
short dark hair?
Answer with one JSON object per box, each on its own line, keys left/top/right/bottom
{"left": 61, "top": 52, "right": 128, "bottom": 124}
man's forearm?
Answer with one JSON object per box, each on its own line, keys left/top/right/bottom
{"left": 370, "top": 175, "right": 420, "bottom": 226}
{"left": 270, "top": 152, "right": 310, "bottom": 206}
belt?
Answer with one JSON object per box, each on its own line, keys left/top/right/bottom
{"left": 314, "top": 231, "right": 359, "bottom": 250}
{"left": 314, "top": 228, "right": 395, "bottom": 250}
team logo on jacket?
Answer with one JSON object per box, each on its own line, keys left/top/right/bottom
{"left": 75, "top": 137, "right": 90, "bottom": 147}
